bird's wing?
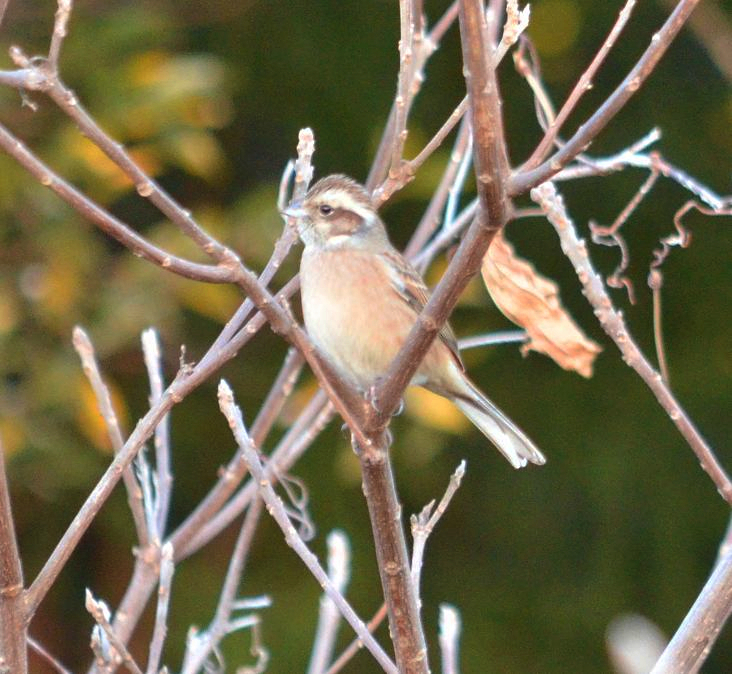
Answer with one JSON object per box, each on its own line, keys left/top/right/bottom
{"left": 381, "top": 248, "right": 465, "bottom": 371}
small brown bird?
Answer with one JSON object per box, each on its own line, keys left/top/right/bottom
{"left": 283, "top": 174, "right": 545, "bottom": 468}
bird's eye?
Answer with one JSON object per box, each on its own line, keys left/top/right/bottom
{"left": 319, "top": 204, "right": 334, "bottom": 216}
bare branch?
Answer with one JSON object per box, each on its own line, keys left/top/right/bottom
{"left": 25, "top": 277, "right": 299, "bottom": 618}
{"left": 494, "top": 0, "right": 531, "bottom": 64}
{"left": 410, "top": 461, "right": 466, "bottom": 592}
{"left": 0, "top": 122, "right": 234, "bottom": 284}
{"left": 511, "top": 0, "right": 703, "bottom": 195}
{"left": 28, "top": 636, "right": 72, "bottom": 674}
{"left": 364, "top": 0, "right": 513, "bottom": 430}
{"left": 141, "top": 329, "right": 172, "bottom": 539}
{"left": 74, "top": 327, "right": 149, "bottom": 547}
{"left": 524, "top": 0, "right": 638, "bottom": 169}
{"left": 352, "top": 440, "right": 428, "bottom": 673}
{"left": 404, "top": 117, "right": 472, "bottom": 258}
{"left": 532, "top": 181, "right": 732, "bottom": 504}
{"left": 438, "top": 604, "right": 462, "bottom": 674}
{"left": 0, "top": 435, "right": 27, "bottom": 674}
{"left": 590, "top": 167, "right": 661, "bottom": 304}
{"left": 86, "top": 591, "right": 145, "bottom": 674}
{"left": 180, "top": 499, "right": 265, "bottom": 674}
{"left": 216, "top": 381, "right": 397, "bottom": 674}
{"left": 307, "top": 530, "right": 351, "bottom": 674}
{"left": 390, "top": 0, "right": 418, "bottom": 172}
{"left": 144, "top": 543, "right": 174, "bottom": 674}
{"left": 48, "top": 0, "right": 73, "bottom": 69}
{"left": 367, "top": 2, "right": 459, "bottom": 191}
{"left": 324, "top": 604, "right": 389, "bottom": 674}
{"left": 650, "top": 548, "right": 732, "bottom": 673}
{"left": 249, "top": 347, "right": 305, "bottom": 448}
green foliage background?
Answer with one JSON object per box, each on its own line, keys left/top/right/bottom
{"left": 0, "top": 0, "right": 730, "bottom": 672}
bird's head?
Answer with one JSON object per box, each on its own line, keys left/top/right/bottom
{"left": 282, "top": 174, "right": 387, "bottom": 250}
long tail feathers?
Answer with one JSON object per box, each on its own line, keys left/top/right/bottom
{"left": 452, "top": 379, "right": 546, "bottom": 469}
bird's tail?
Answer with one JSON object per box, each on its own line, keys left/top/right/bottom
{"left": 451, "top": 376, "right": 546, "bottom": 469}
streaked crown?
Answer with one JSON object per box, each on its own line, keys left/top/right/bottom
{"left": 294, "top": 174, "right": 386, "bottom": 249}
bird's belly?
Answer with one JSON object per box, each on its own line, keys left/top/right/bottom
{"left": 301, "top": 249, "right": 417, "bottom": 389}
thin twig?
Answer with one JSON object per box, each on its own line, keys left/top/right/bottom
{"left": 216, "top": 381, "right": 397, "bottom": 674}
{"left": 390, "top": 0, "right": 417, "bottom": 174}
{"left": 180, "top": 498, "right": 265, "bottom": 674}
{"left": 404, "top": 116, "right": 472, "bottom": 258}
{"left": 458, "top": 330, "right": 528, "bottom": 350}
{"left": 307, "top": 531, "right": 351, "bottom": 674}
{"left": 648, "top": 270, "right": 670, "bottom": 384}
{"left": 86, "top": 591, "right": 145, "bottom": 674}
{"left": 324, "top": 603, "right": 389, "bottom": 674}
{"left": 438, "top": 604, "right": 462, "bottom": 674}
{"left": 326, "top": 459, "right": 465, "bottom": 674}
{"left": 590, "top": 167, "right": 661, "bottom": 304}
{"left": 374, "top": 97, "right": 470, "bottom": 206}
{"left": 86, "top": 281, "right": 303, "bottom": 670}
{"left": 367, "top": 2, "right": 459, "bottom": 191}
{"left": 196, "top": 139, "right": 308, "bottom": 375}
{"left": 494, "top": 0, "right": 531, "bottom": 64}
{"left": 28, "top": 636, "right": 72, "bottom": 674}
{"left": 650, "top": 547, "right": 732, "bottom": 673}
{"left": 511, "top": 0, "right": 703, "bottom": 195}
{"left": 0, "top": 122, "right": 233, "bottom": 284}
{"left": 524, "top": 0, "right": 638, "bottom": 169}
{"left": 249, "top": 347, "right": 305, "bottom": 448}
{"left": 26, "top": 275, "right": 300, "bottom": 618}
{"left": 413, "top": 199, "right": 478, "bottom": 273}
{"left": 410, "top": 461, "right": 466, "bottom": 592}
{"left": 532, "top": 181, "right": 732, "bottom": 504}
{"left": 141, "top": 329, "right": 172, "bottom": 539}
{"left": 48, "top": 0, "right": 73, "bottom": 69}
{"left": 73, "top": 327, "right": 149, "bottom": 547}
{"left": 181, "top": 391, "right": 334, "bottom": 559}
{"left": 144, "top": 542, "right": 174, "bottom": 674}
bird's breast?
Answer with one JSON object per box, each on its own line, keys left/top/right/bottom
{"left": 300, "top": 248, "right": 418, "bottom": 388}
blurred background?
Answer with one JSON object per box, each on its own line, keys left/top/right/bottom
{"left": 0, "top": 0, "right": 730, "bottom": 671}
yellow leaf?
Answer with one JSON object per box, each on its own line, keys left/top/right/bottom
{"left": 482, "top": 231, "right": 601, "bottom": 377}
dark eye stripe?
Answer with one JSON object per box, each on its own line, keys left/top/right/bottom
{"left": 328, "top": 207, "right": 365, "bottom": 236}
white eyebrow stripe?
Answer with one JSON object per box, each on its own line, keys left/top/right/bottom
{"left": 317, "top": 190, "right": 374, "bottom": 222}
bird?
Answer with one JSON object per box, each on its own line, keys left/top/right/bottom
{"left": 282, "top": 174, "right": 545, "bottom": 469}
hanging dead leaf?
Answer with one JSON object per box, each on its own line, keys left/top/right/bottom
{"left": 482, "top": 231, "right": 601, "bottom": 377}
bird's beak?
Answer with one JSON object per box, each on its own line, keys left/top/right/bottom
{"left": 280, "top": 202, "right": 307, "bottom": 219}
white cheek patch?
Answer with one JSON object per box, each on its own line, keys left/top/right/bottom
{"left": 324, "top": 234, "right": 352, "bottom": 248}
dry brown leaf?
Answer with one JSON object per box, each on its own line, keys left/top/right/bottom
{"left": 482, "top": 231, "right": 601, "bottom": 377}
